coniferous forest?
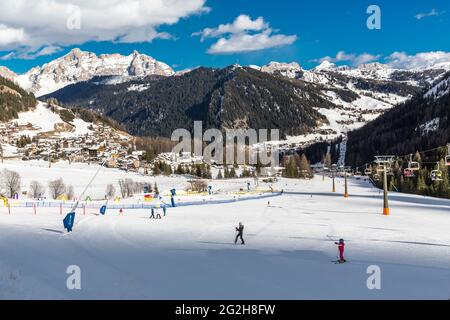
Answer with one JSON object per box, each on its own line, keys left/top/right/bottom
{"left": 345, "top": 72, "right": 450, "bottom": 199}
{"left": 0, "top": 76, "right": 37, "bottom": 122}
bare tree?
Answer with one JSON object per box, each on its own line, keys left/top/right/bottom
{"left": 48, "top": 178, "right": 66, "bottom": 200}
{"left": 66, "top": 185, "right": 75, "bottom": 200}
{"left": 124, "top": 178, "right": 135, "bottom": 197}
{"left": 189, "top": 179, "right": 208, "bottom": 192}
{"left": 106, "top": 184, "right": 116, "bottom": 199}
{"left": 118, "top": 179, "right": 127, "bottom": 198}
{"left": 131, "top": 181, "right": 146, "bottom": 194}
{"left": 29, "top": 181, "right": 46, "bottom": 199}
{"left": 118, "top": 179, "right": 137, "bottom": 198}
{"left": 1, "top": 169, "right": 21, "bottom": 198}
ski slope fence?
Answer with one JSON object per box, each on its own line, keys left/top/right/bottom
{"left": 1, "top": 192, "right": 283, "bottom": 212}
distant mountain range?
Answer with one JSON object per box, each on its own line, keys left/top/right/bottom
{"left": 345, "top": 71, "right": 450, "bottom": 167}
{"left": 2, "top": 48, "right": 450, "bottom": 146}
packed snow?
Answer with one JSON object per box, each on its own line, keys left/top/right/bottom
{"left": 0, "top": 160, "right": 449, "bottom": 299}
{"left": 12, "top": 102, "right": 92, "bottom": 138}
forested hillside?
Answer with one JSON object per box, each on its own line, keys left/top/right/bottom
{"left": 345, "top": 72, "right": 450, "bottom": 198}
{"left": 0, "top": 76, "right": 37, "bottom": 122}
{"left": 43, "top": 66, "right": 332, "bottom": 138}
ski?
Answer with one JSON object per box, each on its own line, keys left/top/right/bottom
{"left": 332, "top": 260, "right": 348, "bottom": 264}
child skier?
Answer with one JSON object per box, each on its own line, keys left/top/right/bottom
{"left": 334, "top": 239, "right": 346, "bottom": 263}
{"left": 235, "top": 222, "right": 245, "bottom": 245}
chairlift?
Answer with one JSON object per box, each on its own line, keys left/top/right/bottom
{"left": 409, "top": 161, "right": 420, "bottom": 171}
{"left": 430, "top": 162, "right": 443, "bottom": 182}
{"left": 407, "top": 154, "right": 420, "bottom": 171}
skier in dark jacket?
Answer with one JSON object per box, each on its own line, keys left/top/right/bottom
{"left": 235, "top": 222, "right": 245, "bottom": 245}
{"left": 334, "top": 238, "right": 346, "bottom": 263}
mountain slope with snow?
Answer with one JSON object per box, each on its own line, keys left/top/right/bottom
{"left": 346, "top": 71, "right": 450, "bottom": 167}
{"left": 43, "top": 66, "right": 331, "bottom": 138}
{"left": 0, "top": 66, "right": 17, "bottom": 81}
{"left": 255, "top": 60, "right": 450, "bottom": 145}
{"left": 0, "top": 75, "right": 37, "bottom": 122}
{"left": 14, "top": 48, "right": 175, "bottom": 97}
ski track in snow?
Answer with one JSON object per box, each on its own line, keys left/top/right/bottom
{"left": 0, "top": 163, "right": 450, "bottom": 299}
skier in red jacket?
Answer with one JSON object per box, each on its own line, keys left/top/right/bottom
{"left": 335, "top": 239, "right": 346, "bottom": 263}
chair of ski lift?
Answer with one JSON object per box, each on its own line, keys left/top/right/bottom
{"left": 373, "top": 173, "right": 381, "bottom": 181}
{"left": 430, "top": 162, "right": 443, "bottom": 181}
{"left": 409, "top": 161, "right": 420, "bottom": 171}
{"left": 431, "top": 170, "right": 443, "bottom": 181}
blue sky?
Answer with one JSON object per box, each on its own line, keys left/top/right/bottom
{"left": 1, "top": 0, "right": 449, "bottom": 73}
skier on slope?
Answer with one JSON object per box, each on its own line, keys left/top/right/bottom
{"left": 235, "top": 222, "right": 245, "bottom": 245}
{"left": 334, "top": 238, "right": 346, "bottom": 263}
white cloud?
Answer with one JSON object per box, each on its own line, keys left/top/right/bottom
{"left": 0, "top": 0, "right": 208, "bottom": 56}
{"left": 415, "top": 9, "right": 441, "bottom": 20}
{"left": 0, "top": 24, "right": 25, "bottom": 46}
{"left": 193, "top": 15, "right": 268, "bottom": 41}
{"left": 386, "top": 51, "right": 450, "bottom": 69}
{"left": 194, "top": 15, "right": 297, "bottom": 54}
{"left": 208, "top": 29, "right": 297, "bottom": 54}
{"left": 316, "top": 51, "right": 381, "bottom": 66}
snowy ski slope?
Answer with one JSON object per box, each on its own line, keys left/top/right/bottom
{"left": 0, "top": 162, "right": 450, "bottom": 299}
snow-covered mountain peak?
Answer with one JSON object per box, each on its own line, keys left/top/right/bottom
{"left": 357, "top": 62, "right": 387, "bottom": 71}
{"left": 313, "top": 60, "right": 336, "bottom": 72}
{"left": 260, "top": 61, "right": 303, "bottom": 78}
{"left": 15, "top": 48, "right": 175, "bottom": 97}
{"left": 0, "top": 66, "right": 17, "bottom": 81}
